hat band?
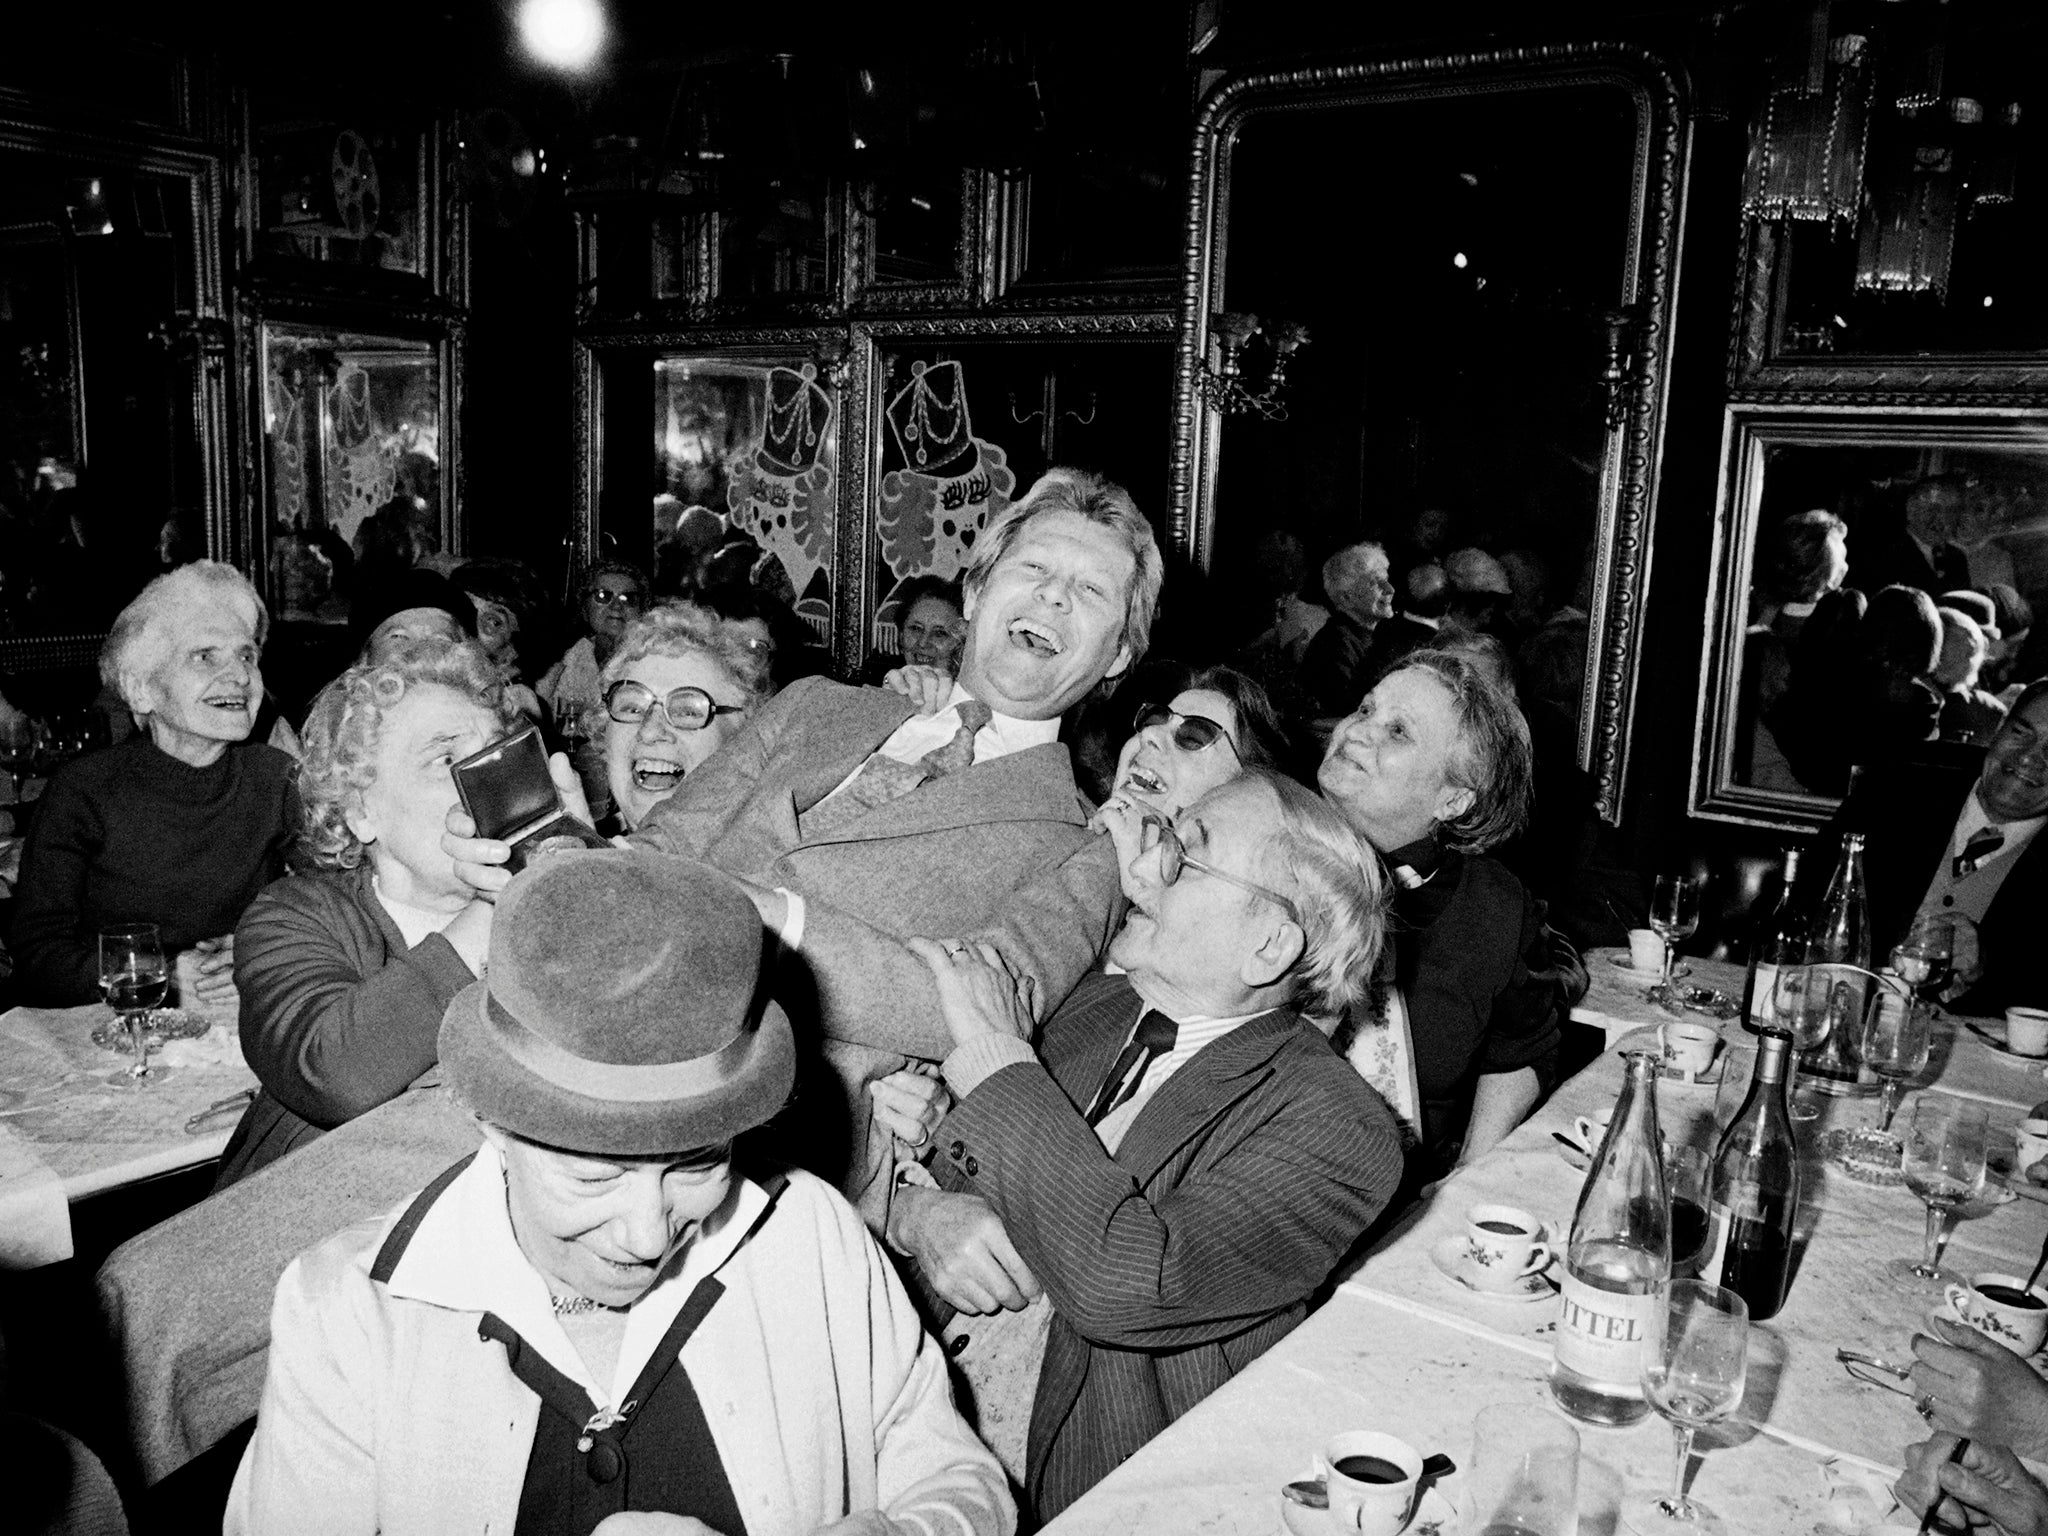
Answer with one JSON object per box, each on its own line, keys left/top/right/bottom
{"left": 484, "top": 991, "right": 759, "bottom": 1104}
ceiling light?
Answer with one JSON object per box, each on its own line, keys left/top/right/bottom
{"left": 1453, "top": 252, "right": 1469, "bottom": 269}
{"left": 517, "top": 0, "right": 605, "bottom": 72}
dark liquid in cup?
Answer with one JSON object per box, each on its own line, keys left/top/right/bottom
{"left": 1475, "top": 1220, "right": 1527, "bottom": 1235}
{"left": 1333, "top": 1455, "right": 1409, "bottom": 1484}
{"left": 1670, "top": 1198, "right": 1710, "bottom": 1264}
{"left": 1978, "top": 1284, "right": 2046, "bottom": 1310}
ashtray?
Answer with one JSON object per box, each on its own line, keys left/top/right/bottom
{"left": 1671, "top": 987, "right": 1739, "bottom": 1022}
{"left": 1822, "top": 1126, "right": 1906, "bottom": 1186}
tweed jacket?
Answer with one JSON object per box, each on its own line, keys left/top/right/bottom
{"left": 1834, "top": 751, "right": 2048, "bottom": 1013}
{"left": 631, "top": 675, "right": 1123, "bottom": 1211}
{"left": 930, "top": 971, "right": 1406, "bottom": 1520}
{"left": 227, "top": 1158, "right": 1013, "bottom": 1536}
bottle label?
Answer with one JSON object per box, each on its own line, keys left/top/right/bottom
{"left": 1751, "top": 963, "right": 1780, "bottom": 1027}
{"left": 1553, "top": 1272, "right": 1656, "bottom": 1395}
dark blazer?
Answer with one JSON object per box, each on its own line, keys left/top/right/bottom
{"left": 633, "top": 675, "right": 1122, "bottom": 1215}
{"left": 1834, "top": 752, "right": 2048, "bottom": 1013}
{"left": 932, "top": 972, "right": 1405, "bottom": 1520}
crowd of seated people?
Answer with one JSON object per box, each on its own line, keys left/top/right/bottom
{"left": 123, "top": 473, "right": 2048, "bottom": 1536}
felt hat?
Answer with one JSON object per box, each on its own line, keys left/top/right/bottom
{"left": 439, "top": 850, "right": 794, "bottom": 1155}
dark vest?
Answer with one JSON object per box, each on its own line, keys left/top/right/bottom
{"left": 371, "top": 1156, "right": 751, "bottom": 1536}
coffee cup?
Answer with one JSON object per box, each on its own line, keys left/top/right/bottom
{"left": 2015, "top": 1119, "right": 2048, "bottom": 1181}
{"left": 1570, "top": 1107, "right": 1613, "bottom": 1155}
{"left": 2007, "top": 1008, "right": 2048, "bottom": 1059}
{"left": 1464, "top": 1204, "right": 1552, "bottom": 1290}
{"left": 1628, "top": 928, "right": 1665, "bottom": 974}
{"left": 1316, "top": 1431, "right": 1423, "bottom": 1536}
{"left": 1945, "top": 1271, "right": 2048, "bottom": 1356}
{"left": 1662, "top": 1021, "right": 1720, "bottom": 1078}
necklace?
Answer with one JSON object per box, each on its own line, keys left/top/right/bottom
{"left": 551, "top": 1293, "right": 608, "bottom": 1317}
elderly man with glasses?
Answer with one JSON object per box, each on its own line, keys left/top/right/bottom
{"left": 888, "top": 769, "right": 1406, "bottom": 1522}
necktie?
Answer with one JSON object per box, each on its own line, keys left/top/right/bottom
{"left": 1085, "top": 1009, "right": 1180, "bottom": 1125}
{"left": 1954, "top": 825, "right": 2005, "bottom": 879}
{"left": 801, "top": 699, "right": 993, "bottom": 839}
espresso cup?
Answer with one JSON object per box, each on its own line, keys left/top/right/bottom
{"left": 1570, "top": 1107, "right": 1614, "bottom": 1155}
{"left": 2015, "top": 1118, "right": 2048, "bottom": 1180}
{"left": 1464, "top": 1204, "right": 1552, "bottom": 1291}
{"left": 1662, "top": 1021, "right": 1720, "bottom": 1078}
{"left": 2007, "top": 1008, "right": 2048, "bottom": 1058}
{"left": 1316, "top": 1431, "right": 1423, "bottom": 1536}
{"left": 1945, "top": 1271, "right": 2048, "bottom": 1356}
{"left": 1628, "top": 928, "right": 1665, "bottom": 974}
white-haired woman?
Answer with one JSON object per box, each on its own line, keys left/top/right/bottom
{"left": 590, "top": 602, "right": 772, "bottom": 833}
{"left": 13, "top": 562, "right": 297, "bottom": 1005}
{"left": 214, "top": 636, "right": 521, "bottom": 1188}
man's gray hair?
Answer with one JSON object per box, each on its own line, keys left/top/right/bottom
{"left": 1392, "top": 642, "right": 1533, "bottom": 854}
{"left": 1321, "top": 541, "right": 1387, "bottom": 613}
{"left": 1241, "top": 770, "right": 1387, "bottom": 1018}
{"left": 960, "top": 467, "right": 1162, "bottom": 669}
{"left": 101, "top": 561, "right": 269, "bottom": 713}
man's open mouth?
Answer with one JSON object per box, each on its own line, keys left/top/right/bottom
{"left": 631, "top": 757, "right": 686, "bottom": 792}
{"left": 1007, "top": 618, "right": 1064, "bottom": 657}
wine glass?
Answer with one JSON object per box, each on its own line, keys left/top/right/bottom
{"left": 1666, "top": 1145, "right": 1713, "bottom": 1280}
{"left": 1860, "top": 980, "right": 1931, "bottom": 1136}
{"left": 1892, "top": 916, "right": 1954, "bottom": 1009}
{"left": 552, "top": 694, "right": 588, "bottom": 753}
{"left": 1771, "top": 965, "right": 1835, "bottom": 1123}
{"left": 96, "top": 924, "right": 170, "bottom": 1084}
{"left": 1901, "top": 1098, "right": 1987, "bottom": 1281}
{"left": 1648, "top": 875, "right": 1701, "bottom": 1004}
{"left": 1624, "top": 1279, "right": 1750, "bottom": 1536}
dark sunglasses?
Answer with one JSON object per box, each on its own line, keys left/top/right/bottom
{"left": 590, "top": 586, "right": 645, "bottom": 607}
{"left": 604, "top": 680, "right": 747, "bottom": 731}
{"left": 1138, "top": 813, "right": 1299, "bottom": 924}
{"left": 1133, "top": 702, "right": 1241, "bottom": 758}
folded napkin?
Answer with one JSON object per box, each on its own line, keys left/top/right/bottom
{"left": 1816, "top": 1455, "right": 1902, "bottom": 1531}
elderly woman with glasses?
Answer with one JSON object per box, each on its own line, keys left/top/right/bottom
{"left": 214, "top": 635, "right": 522, "bottom": 1188}
{"left": 539, "top": 560, "right": 650, "bottom": 722}
{"left": 12, "top": 562, "right": 298, "bottom": 1007}
{"left": 589, "top": 602, "right": 772, "bottom": 833}
{"left": 227, "top": 851, "right": 1013, "bottom": 1536}
{"left": 1318, "top": 640, "right": 1583, "bottom": 1179}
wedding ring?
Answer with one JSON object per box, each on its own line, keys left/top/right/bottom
{"left": 1916, "top": 1394, "right": 1937, "bottom": 1423}
{"left": 909, "top": 1127, "right": 929, "bottom": 1149}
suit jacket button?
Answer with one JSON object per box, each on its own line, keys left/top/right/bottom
{"left": 950, "top": 1140, "right": 966, "bottom": 1159}
{"left": 965, "top": 1155, "right": 980, "bottom": 1176}
{"left": 948, "top": 1333, "right": 972, "bottom": 1356}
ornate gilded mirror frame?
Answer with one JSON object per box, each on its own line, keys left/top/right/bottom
{"left": 0, "top": 105, "right": 231, "bottom": 553}
{"left": 1691, "top": 403, "right": 2048, "bottom": 830}
{"left": 1170, "top": 43, "right": 1691, "bottom": 822}
{"left": 234, "top": 284, "right": 466, "bottom": 587}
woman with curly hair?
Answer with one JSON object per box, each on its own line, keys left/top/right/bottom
{"left": 214, "top": 635, "right": 522, "bottom": 1189}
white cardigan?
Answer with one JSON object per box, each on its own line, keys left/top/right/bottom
{"left": 226, "top": 1156, "right": 1012, "bottom": 1536}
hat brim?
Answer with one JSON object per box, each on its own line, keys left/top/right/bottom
{"left": 439, "top": 980, "right": 796, "bottom": 1156}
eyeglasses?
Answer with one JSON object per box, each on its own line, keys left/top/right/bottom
{"left": 1133, "top": 702, "right": 1242, "bottom": 759}
{"left": 1139, "top": 813, "right": 1299, "bottom": 924}
{"left": 604, "top": 680, "right": 748, "bottom": 731}
{"left": 590, "top": 586, "right": 645, "bottom": 608}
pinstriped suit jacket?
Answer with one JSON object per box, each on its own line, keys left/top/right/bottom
{"left": 933, "top": 971, "right": 1407, "bottom": 1521}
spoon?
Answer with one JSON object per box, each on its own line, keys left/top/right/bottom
{"left": 1282, "top": 1455, "right": 1456, "bottom": 1508}
{"left": 2026, "top": 1223, "right": 2048, "bottom": 1294}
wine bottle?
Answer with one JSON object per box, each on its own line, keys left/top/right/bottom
{"left": 1550, "top": 1051, "right": 1670, "bottom": 1426}
{"left": 1801, "top": 832, "right": 1873, "bottom": 1094}
{"left": 1740, "top": 846, "right": 1807, "bottom": 1035}
{"left": 1706, "top": 1030, "right": 1801, "bottom": 1321}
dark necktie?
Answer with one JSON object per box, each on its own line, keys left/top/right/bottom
{"left": 801, "top": 699, "right": 993, "bottom": 839}
{"left": 1085, "top": 1009, "right": 1180, "bottom": 1125}
{"left": 1954, "top": 825, "right": 2005, "bottom": 879}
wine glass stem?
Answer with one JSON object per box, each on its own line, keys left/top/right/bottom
{"left": 1660, "top": 943, "right": 1675, "bottom": 992}
{"left": 1878, "top": 1080, "right": 1902, "bottom": 1133}
{"left": 1922, "top": 1203, "right": 1948, "bottom": 1272}
{"left": 127, "top": 1013, "right": 150, "bottom": 1080}
{"left": 1665, "top": 1421, "right": 1698, "bottom": 1517}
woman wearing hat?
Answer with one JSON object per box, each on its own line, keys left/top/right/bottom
{"left": 227, "top": 849, "right": 1010, "bottom": 1536}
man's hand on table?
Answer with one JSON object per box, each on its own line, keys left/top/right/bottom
{"left": 887, "top": 1184, "right": 1041, "bottom": 1315}
{"left": 1911, "top": 1318, "right": 2048, "bottom": 1460}
{"left": 186, "top": 936, "right": 239, "bottom": 1006}
{"left": 1899, "top": 1432, "right": 2048, "bottom": 1536}
{"left": 1942, "top": 916, "right": 1985, "bottom": 1002}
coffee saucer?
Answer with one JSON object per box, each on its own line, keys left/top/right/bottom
{"left": 1280, "top": 1480, "right": 1458, "bottom": 1535}
{"left": 1598, "top": 948, "right": 1691, "bottom": 981}
{"left": 1430, "top": 1234, "right": 1559, "bottom": 1303}
{"left": 1964, "top": 1020, "right": 2048, "bottom": 1065}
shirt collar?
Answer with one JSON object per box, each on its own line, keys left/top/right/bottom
{"left": 1958, "top": 788, "right": 2048, "bottom": 844}
{"left": 1382, "top": 833, "right": 1446, "bottom": 888}
{"left": 943, "top": 680, "right": 1060, "bottom": 752}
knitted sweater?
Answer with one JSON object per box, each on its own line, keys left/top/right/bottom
{"left": 11, "top": 736, "right": 298, "bottom": 1005}
{"left": 214, "top": 865, "right": 477, "bottom": 1190}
